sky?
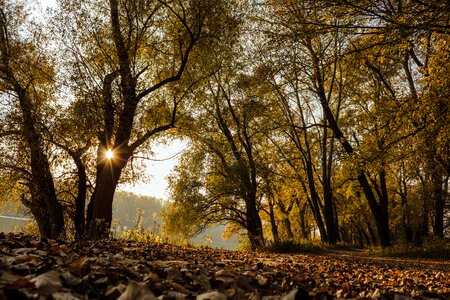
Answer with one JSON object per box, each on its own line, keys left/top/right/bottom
{"left": 121, "top": 140, "right": 187, "bottom": 200}
{"left": 39, "top": 0, "right": 56, "bottom": 8}
{"left": 36, "top": 0, "right": 186, "bottom": 200}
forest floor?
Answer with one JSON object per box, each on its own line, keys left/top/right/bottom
{"left": 0, "top": 233, "right": 449, "bottom": 299}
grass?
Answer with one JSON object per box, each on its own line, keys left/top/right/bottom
{"left": 264, "top": 240, "right": 330, "bottom": 254}
{"left": 367, "top": 237, "right": 450, "bottom": 260}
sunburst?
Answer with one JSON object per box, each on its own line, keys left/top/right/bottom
{"left": 105, "top": 149, "right": 114, "bottom": 160}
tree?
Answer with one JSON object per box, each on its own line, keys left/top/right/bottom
{"left": 167, "top": 68, "right": 268, "bottom": 250}
{"left": 54, "top": 0, "right": 235, "bottom": 239}
{"left": 0, "top": 2, "right": 65, "bottom": 238}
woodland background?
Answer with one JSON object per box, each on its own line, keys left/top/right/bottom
{"left": 0, "top": 0, "right": 449, "bottom": 252}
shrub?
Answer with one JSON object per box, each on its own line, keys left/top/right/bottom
{"left": 120, "top": 229, "right": 162, "bottom": 245}
{"left": 265, "top": 240, "right": 329, "bottom": 254}
{"left": 13, "top": 221, "right": 39, "bottom": 237}
{"left": 368, "top": 237, "right": 450, "bottom": 260}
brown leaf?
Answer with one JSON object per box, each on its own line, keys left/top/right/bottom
{"left": 117, "top": 281, "right": 156, "bottom": 300}
{"left": 31, "top": 270, "right": 63, "bottom": 296}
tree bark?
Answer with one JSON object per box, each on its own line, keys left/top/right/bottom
{"left": 431, "top": 168, "right": 444, "bottom": 237}
{"left": 295, "top": 198, "right": 310, "bottom": 240}
{"left": 87, "top": 144, "right": 130, "bottom": 239}
{"left": 267, "top": 197, "right": 280, "bottom": 245}
{"left": 245, "top": 197, "right": 265, "bottom": 250}
{"left": 322, "top": 124, "right": 339, "bottom": 244}
{"left": 305, "top": 162, "right": 328, "bottom": 242}
{"left": 73, "top": 154, "right": 87, "bottom": 240}
{"left": 278, "top": 199, "right": 294, "bottom": 240}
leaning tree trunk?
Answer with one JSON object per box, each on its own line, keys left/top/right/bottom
{"left": 18, "top": 89, "right": 65, "bottom": 239}
{"left": 0, "top": 15, "right": 65, "bottom": 239}
{"left": 307, "top": 42, "right": 391, "bottom": 246}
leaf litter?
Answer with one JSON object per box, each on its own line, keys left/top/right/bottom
{"left": 0, "top": 233, "right": 448, "bottom": 299}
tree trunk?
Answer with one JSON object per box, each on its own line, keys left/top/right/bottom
{"left": 267, "top": 198, "right": 280, "bottom": 245}
{"left": 246, "top": 198, "right": 264, "bottom": 250}
{"left": 277, "top": 199, "right": 294, "bottom": 240}
{"left": 73, "top": 155, "right": 87, "bottom": 240}
{"left": 18, "top": 89, "right": 65, "bottom": 239}
{"left": 323, "top": 184, "right": 338, "bottom": 244}
{"left": 366, "top": 221, "right": 377, "bottom": 245}
{"left": 305, "top": 162, "right": 328, "bottom": 242}
{"left": 322, "top": 121, "right": 339, "bottom": 244}
{"left": 25, "top": 199, "right": 52, "bottom": 238}
{"left": 0, "top": 14, "right": 65, "bottom": 239}
{"left": 296, "top": 198, "right": 310, "bottom": 239}
{"left": 87, "top": 143, "right": 130, "bottom": 239}
{"left": 308, "top": 41, "right": 391, "bottom": 246}
{"left": 431, "top": 170, "right": 444, "bottom": 237}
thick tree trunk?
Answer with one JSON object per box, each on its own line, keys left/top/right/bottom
{"left": 282, "top": 218, "right": 294, "bottom": 240}
{"left": 246, "top": 198, "right": 264, "bottom": 250}
{"left": 366, "top": 221, "right": 377, "bottom": 245}
{"left": 0, "top": 12, "right": 65, "bottom": 239}
{"left": 25, "top": 200, "right": 52, "bottom": 238}
{"left": 277, "top": 199, "right": 294, "bottom": 240}
{"left": 87, "top": 146, "right": 128, "bottom": 239}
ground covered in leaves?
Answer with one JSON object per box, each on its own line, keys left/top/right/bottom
{"left": 0, "top": 233, "right": 449, "bottom": 299}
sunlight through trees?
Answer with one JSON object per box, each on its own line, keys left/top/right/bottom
{"left": 0, "top": 0, "right": 448, "bottom": 249}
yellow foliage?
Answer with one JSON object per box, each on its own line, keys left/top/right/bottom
{"left": 120, "top": 229, "right": 162, "bottom": 245}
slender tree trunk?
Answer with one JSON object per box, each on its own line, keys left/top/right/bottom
{"left": 308, "top": 42, "right": 390, "bottom": 246}
{"left": 322, "top": 121, "right": 339, "bottom": 244}
{"left": 323, "top": 177, "right": 338, "bottom": 243}
{"left": 305, "top": 163, "right": 328, "bottom": 242}
{"left": 267, "top": 197, "right": 280, "bottom": 245}
{"left": 73, "top": 155, "right": 87, "bottom": 240}
{"left": 431, "top": 170, "right": 444, "bottom": 237}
